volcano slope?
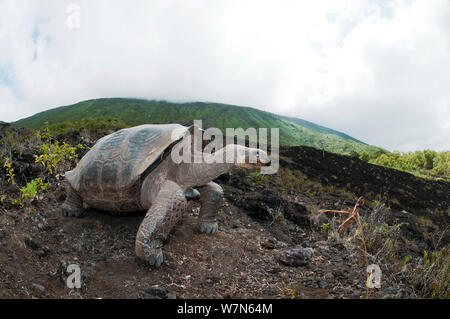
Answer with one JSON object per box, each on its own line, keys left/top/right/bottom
{"left": 0, "top": 126, "right": 448, "bottom": 299}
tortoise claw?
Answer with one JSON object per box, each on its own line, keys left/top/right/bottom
{"left": 200, "top": 221, "right": 218, "bottom": 234}
{"left": 140, "top": 239, "right": 164, "bottom": 267}
{"left": 61, "top": 205, "right": 83, "bottom": 217}
{"left": 148, "top": 249, "right": 164, "bottom": 267}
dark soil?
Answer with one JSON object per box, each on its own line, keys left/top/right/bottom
{"left": 280, "top": 146, "right": 449, "bottom": 212}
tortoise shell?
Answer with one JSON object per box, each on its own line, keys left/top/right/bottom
{"left": 65, "top": 124, "right": 189, "bottom": 212}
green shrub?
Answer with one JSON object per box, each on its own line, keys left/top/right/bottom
{"left": 432, "top": 152, "right": 450, "bottom": 176}
{"left": 247, "top": 170, "right": 268, "bottom": 184}
{"left": 34, "top": 123, "right": 83, "bottom": 174}
{"left": 2, "top": 157, "right": 15, "bottom": 184}
{"left": 349, "top": 149, "right": 449, "bottom": 180}
{"left": 359, "top": 203, "right": 403, "bottom": 261}
{"left": 12, "top": 177, "right": 48, "bottom": 208}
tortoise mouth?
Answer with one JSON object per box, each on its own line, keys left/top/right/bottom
{"left": 236, "top": 158, "right": 271, "bottom": 169}
{"left": 236, "top": 163, "right": 262, "bottom": 169}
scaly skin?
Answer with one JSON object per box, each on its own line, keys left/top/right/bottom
{"left": 197, "top": 181, "right": 223, "bottom": 234}
{"left": 135, "top": 180, "right": 186, "bottom": 267}
{"left": 61, "top": 186, "right": 84, "bottom": 217}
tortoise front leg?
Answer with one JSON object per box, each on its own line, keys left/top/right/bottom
{"left": 61, "top": 186, "right": 84, "bottom": 217}
{"left": 198, "top": 181, "right": 223, "bottom": 234}
{"left": 135, "top": 180, "right": 186, "bottom": 267}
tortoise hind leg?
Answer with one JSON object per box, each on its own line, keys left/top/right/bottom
{"left": 135, "top": 181, "right": 186, "bottom": 267}
{"left": 61, "top": 186, "right": 84, "bottom": 217}
{"left": 198, "top": 181, "right": 223, "bottom": 234}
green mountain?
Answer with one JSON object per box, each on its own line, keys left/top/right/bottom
{"left": 13, "top": 98, "right": 381, "bottom": 154}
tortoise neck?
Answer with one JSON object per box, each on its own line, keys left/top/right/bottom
{"left": 176, "top": 147, "right": 235, "bottom": 188}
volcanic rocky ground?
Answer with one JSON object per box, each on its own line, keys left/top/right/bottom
{"left": 0, "top": 128, "right": 448, "bottom": 299}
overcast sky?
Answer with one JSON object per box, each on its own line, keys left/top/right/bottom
{"left": 0, "top": 0, "right": 449, "bottom": 151}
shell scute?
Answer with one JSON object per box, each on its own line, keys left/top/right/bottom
{"left": 101, "top": 159, "right": 120, "bottom": 191}
{"left": 96, "top": 129, "right": 129, "bottom": 161}
{"left": 123, "top": 127, "right": 163, "bottom": 160}
{"left": 82, "top": 160, "right": 102, "bottom": 190}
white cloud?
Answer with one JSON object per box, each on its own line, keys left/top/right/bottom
{"left": 0, "top": 0, "right": 448, "bottom": 151}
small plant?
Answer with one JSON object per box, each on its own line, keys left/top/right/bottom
{"left": 305, "top": 189, "right": 317, "bottom": 197}
{"left": 361, "top": 205, "right": 403, "bottom": 262}
{"left": 34, "top": 123, "right": 83, "bottom": 174}
{"left": 0, "top": 130, "right": 28, "bottom": 161}
{"left": 266, "top": 204, "right": 283, "bottom": 225}
{"left": 247, "top": 170, "right": 267, "bottom": 184}
{"left": 276, "top": 282, "right": 297, "bottom": 299}
{"left": 12, "top": 198, "right": 21, "bottom": 207}
{"left": 321, "top": 223, "right": 330, "bottom": 233}
{"left": 278, "top": 168, "right": 304, "bottom": 193}
{"left": 2, "top": 157, "right": 15, "bottom": 184}
{"left": 413, "top": 245, "right": 449, "bottom": 299}
{"left": 12, "top": 178, "right": 48, "bottom": 208}
{"left": 401, "top": 255, "right": 411, "bottom": 271}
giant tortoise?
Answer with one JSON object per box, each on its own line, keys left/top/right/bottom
{"left": 61, "top": 124, "right": 269, "bottom": 266}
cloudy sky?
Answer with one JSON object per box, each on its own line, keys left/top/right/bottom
{"left": 0, "top": 0, "right": 449, "bottom": 151}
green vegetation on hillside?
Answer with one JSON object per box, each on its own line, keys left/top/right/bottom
{"left": 350, "top": 149, "right": 450, "bottom": 180}
{"left": 48, "top": 117, "right": 128, "bottom": 133}
{"left": 13, "top": 98, "right": 381, "bottom": 155}
{"left": 280, "top": 115, "right": 366, "bottom": 144}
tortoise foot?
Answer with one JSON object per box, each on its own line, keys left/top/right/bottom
{"left": 148, "top": 249, "right": 164, "bottom": 267}
{"left": 138, "top": 239, "right": 164, "bottom": 267}
{"left": 62, "top": 187, "right": 84, "bottom": 217}
{"left": 184, "top": 188, "right": 200, "bottom": 200}
{"left": 200, "top": 221, "right": 218, "bottom": 234}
